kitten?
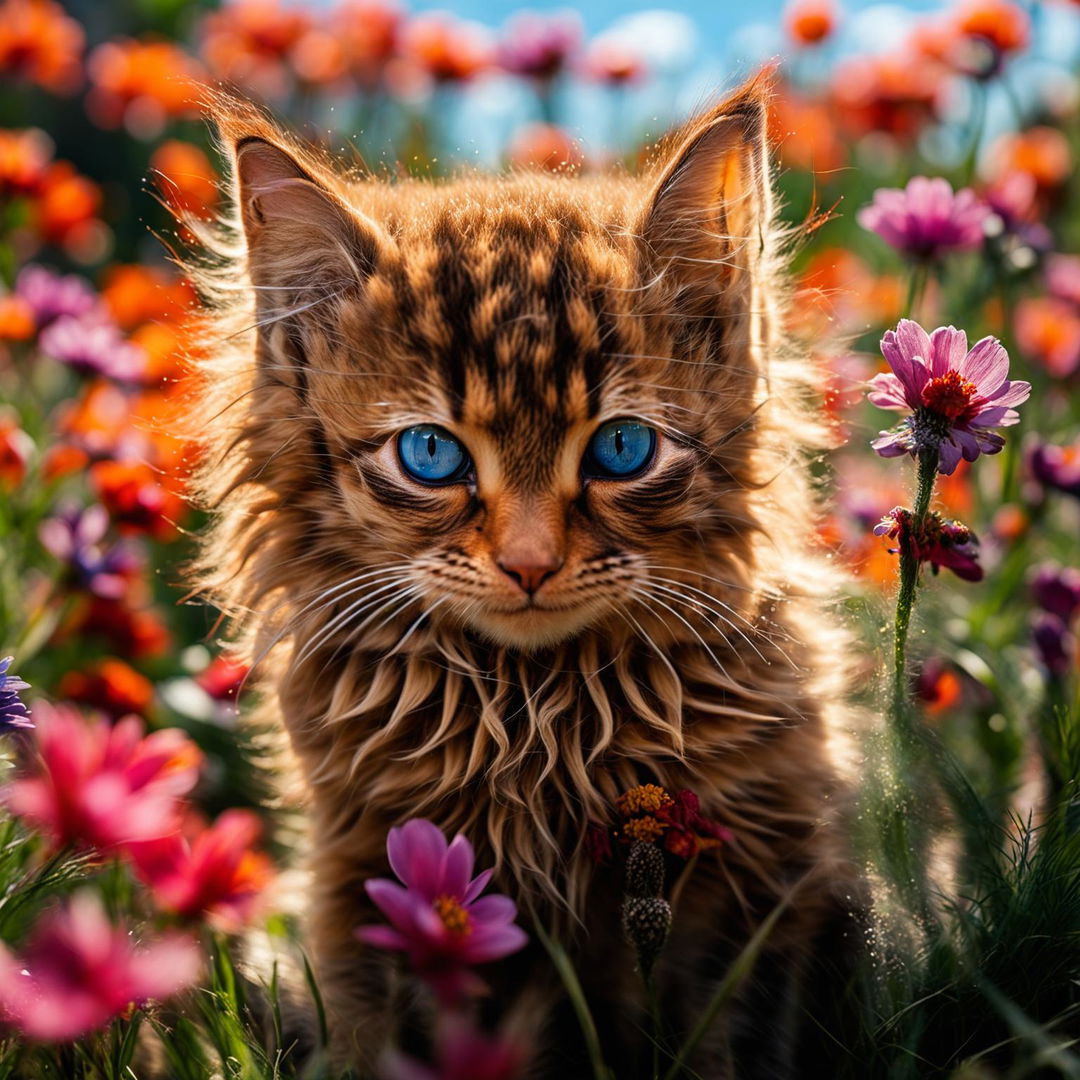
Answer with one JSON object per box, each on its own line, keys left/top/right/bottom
{"left": 190, "top": 74, "right": 858, "bottom": 1078}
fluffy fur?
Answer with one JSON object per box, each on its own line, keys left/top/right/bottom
{"left": 185, "top": 75, "right": 859, "bottom": 1077}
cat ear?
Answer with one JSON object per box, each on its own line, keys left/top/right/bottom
{"left": 638, "top": 76, "right": 771, "bottom": 299}
{"left": 233, "top": 136, "right": 385, "bottom": 305}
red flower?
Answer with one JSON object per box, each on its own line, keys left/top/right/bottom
{"left": 0, "top": 894, "right": 199, "bottom": 1041}
{"left": 197, "top": 653, "right": 249, "bottom": 701}
{"left": 784, "top": 0, "right": 838, "bottom": 47}
{"left": 2, "top": 703, "right": 202, "bottom": 851}
{"left": 874, "top": 508, "right": 983, "bottom": 582}
{"left": 130, "top": 809, "right": 273, "bottom": 929}
{"left": 655, "top": 790, "right": 731, "bottom": 859}
{"left": 59, "top": 657, "right": 154, "bottom": 718}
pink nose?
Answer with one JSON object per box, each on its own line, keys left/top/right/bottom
{"left": 497, "top": 557, "right": 562, "bottom": 596}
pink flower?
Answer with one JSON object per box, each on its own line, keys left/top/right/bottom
{"left": 358, "top": 819, "right": 527, "bottom": 1004}
{"left": 0, "top": 893, "right": 200, "bottom": 1041}
{"left": 129, "top": 809, "right": 274, "bottom": 929}
{"left": 874, "top": 507, "right": 983, "bottom": 582}
{"left": 2, "top": 703, "right": 202, "bottom": 852}
{"left": 868, "top": 319, "right": 1031, "bottom": 474}
{"left": 380, "top": 1016, "right": 523, "bottom": 1080}
{"left": 858, "top": 177, "right": 989, "bottom": 260}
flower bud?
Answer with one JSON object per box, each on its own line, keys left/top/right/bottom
{"left": 625, "top": 840, "right": 664, "bottom": 898}
{"left": 621, "top": 896, "right": 672, "bottom": 978}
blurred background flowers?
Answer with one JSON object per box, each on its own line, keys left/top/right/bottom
{"left": 0, "top": 0, "right": 1079, "bottom": 1077}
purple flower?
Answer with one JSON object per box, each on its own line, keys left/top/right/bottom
{"left": 38, "top": 503, "right": 139, "bottom": 598}
{"left": 874, "top": 508, "right": 983, "bottom": 582}
{"left": 1028, "top": 438, "right": 1080, "bottom": 499}
{"left": 1031, "top": 612, "right": 1076, "bottom": 678}
{"left": 857, "top": 177, "right": 990, "bottom": 260}
{"left": 1030, "top": 563, "right": 1080, "bottom": 624}
{"left": 15, "top": 265, "right": 102, "bottom": 328}
{"left": 0, "top": 657, "right": 32, "bottom": 733}
{"left": 868, "top": 319, "right": 1031, "bottom": 475}
{"left": 358, "top": 819, "right": 527, "bottom": 1005}
{"left": 497, "top": 11, "right": 582, "bottom": 81}
{"left": 38, "top": 316, "right": 146, "bottom": 383}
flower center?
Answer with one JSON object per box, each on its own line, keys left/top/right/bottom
{"left": 434, "top": 895, "right": 472, "bottom": 936}
{"left": 920, "top": 370, "right": 977, "bottom": 420}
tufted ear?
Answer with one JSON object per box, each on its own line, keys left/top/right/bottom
{"left": 233, "top": 136, "right": 386, "bottom": 315}
{"left": 639, "top": 76, "right": 772, "bottom": 301}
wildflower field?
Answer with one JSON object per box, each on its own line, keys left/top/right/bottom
{"left": 0, "top": 0, "right": 1079, "bottom": 1076}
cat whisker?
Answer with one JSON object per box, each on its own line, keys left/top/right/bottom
{"left": 630, "top": 590, "right": 737, "bottom": 685}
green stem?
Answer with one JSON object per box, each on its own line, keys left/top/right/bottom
{"left": 905, "top": 263, "right": 929, "bottom": 324}
{"left": 891, "top": 447, "right": 939, "bottom": 729}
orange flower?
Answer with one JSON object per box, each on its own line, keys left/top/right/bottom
{"left": 150, "top": 140, "right": 218, "bottom": 221}
{"left": 399, "top": 13, "right": 494, "bottom": 83}
{"left": 90, "top": 459, "right": 186, "bottom": 539}
{"left": 616, "top": 784, "right": 674, "bottom": 817}
{"left": 41, "top": 442, "right": 88, "bottom": 481}
{"left": 332, "top": 0, "right": 402, "bottom": 88}
{"left": 915, "top": 658, "right": 962, "bottom": 715}
{"left": 507, "top": 124, "right": 583, "bottom": 172}
{"left": 783, "top": 0, "right": 838, "bottom": 47}
{"left": 0, "top": 294, "right": 34, "bottom": 340}
{"left": 1014, "top": 297, "right": 1080, "bottom": 378}
{"left": 0, "top": 0, "right": 84, "bottom": 94}
{"left": 59, "top": 658, "right": 154, "bottom": 718}
{"left": 86, "top": 39, "right": 204, "bottom": 137}
{"left": 987, "top": 127, "right": 1071, "bottom": 193}
{"left": 0, "top": 412, "right": 33, "bottom": 489}
{"left": 953, "top": 0, "right": 1029, "bottom": 56}
{"left": 100, "top": 264, "right": 195, "bottom": 330}
{"left": 831, "top": 51, "right": 942, "bottom": 140}
{"left": 0, "top": 128, "right": 53, "bottom": 195}
{"left": 769, "top": 91, "right": 846, "bottom": 175}
{"left": 32, "top": 161, "right": 101, "bottom": 245}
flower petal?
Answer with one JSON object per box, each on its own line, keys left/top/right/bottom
{"left": 388, "top": 819, "right": 447, "bottom": 899}
{"left": 463, "top": 868, "right": 493, "bottom": 904}
{"left": 882, "top": 321, "right": 932, "bottom": 396}
{"left": 937, "top": 439, "right": 964, "bottom": 475}
{"left": 871, "top": 431, "right": 909, "bottom": 457}
{"left": 867, "top": 372, "right": 912, "bottom": 410}
{"left": 365, "top": 879, "right": 419, "bottom": 934}
{"left": 357, "top": 925, "right": 410, "bottom": 952}
{"left": 961, "top": 335, "right": 1009, "bottom": 394}
{"left": 463, "top": 924, "right": 529, "bottom": 964}
{"left": 984, "top": 379, "right": 1031, "bottom": 408}
{"left": 928, "top": 325, "right": 968, "bottom": 377}
{"left": 442, "top": 834, "right": 475, "bottom": 900}
{"left": 468, "top": 894, "right": 518, "bottom": 926}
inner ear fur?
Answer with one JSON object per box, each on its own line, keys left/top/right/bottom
{"left": 231, "top": 134, "right": 386, "bottom": 308}
{"left": 639, "top": 76, "right": 772, "bottom": 292}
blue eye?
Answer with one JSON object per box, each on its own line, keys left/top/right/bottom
{"left": 583, "top": 420, "right": 656, "bottom": 479}
{"left": 398, "top": 425, "right": 471, "bottom": 484}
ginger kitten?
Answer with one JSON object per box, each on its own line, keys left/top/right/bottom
{"left": 190, "top": 75, "right": 858, "bottom": 1078}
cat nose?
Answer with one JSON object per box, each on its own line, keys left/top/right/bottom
{"left": 497, "top": 556, "right": 563, "bottom": 596}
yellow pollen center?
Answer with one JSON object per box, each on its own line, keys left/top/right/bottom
{"left": 921, "top": 370, "right": 977, "bottom": 420}
{"left": 616, "top": 784, "right": 674, "bottom": 817}
{"left": 434, "top": 895, "right": 471, "bottom": 936}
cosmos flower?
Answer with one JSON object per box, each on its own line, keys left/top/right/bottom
{"left": 129, "top": 809, "right": 273, "bottom": 930}
{"left": 2, "top": 703, "right": 202, "bottom": 852}
{"left": 858, "top": 177, "right": 989, "bottom": 261}
{"left": 15, "top": 265, "right": 102, "bottom": 327}
{"left": 874, "top": 507, "right": 983, "bottom": 582}
{"left": 868, "top": 320, "right": 1030, "bottom": 475}
{"left": 357, "top": 819, "right": 527, "bottom": 1004}
{"left": 0, "top": 893, "right": 200, "bottom": 1042}
{"left": 0, "top": 656, "right": 32, "bottom": 733}
{"left": 38, "top": 314, "right": 146, "bottom": 382}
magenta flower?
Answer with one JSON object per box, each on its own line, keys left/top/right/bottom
{"left": 497, "top": 11, "right": 582, "bottom": 81}
{"left": 2, "top": 703, "right": 202, "bottom": 852}
{"left": 1029, "top": 438, "right": 1080, "bottom": 499}
{"left": 1031, "top": 612, "right": 1076, "bottom": 678}
{"left": 381, "top": 1017, "right": 523, "bottom": 1080}
{"left": 15, "top": 265, "right": 102, "bottom": 328}
{"left": 868, "top": 319, "right": 1030, "bottom": 475}
{"left": 39, "top": 315, "right": 146, "bottom": 383}
{"left": 1030, "top": 563, "right": 1080, "bottom": 624}
{"left": 358, "top": 819, "right": 527, "bottom": 1003}
{"left": 0, "top": 893, "right": 200, "bottom": 1041}
{"left": 39, "top": 503, "right": 140, "bottom": 598}
{"left": 874, "top": 507, "right": 983, "bottom": 582}
{"left": 858, "top": 177, "right": 989, "bottom": 260}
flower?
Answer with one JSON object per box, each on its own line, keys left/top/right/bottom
{"left": 655, "top": 789, "right": 731, "bottom": 859}
{"left": 858, "top": 177, "right": 989, "bottom": 261}
{"left": 149, "top": 140, "right": 218, "bottom": 220}
{"left": 0, "top": 0, "right": 84, "bottom": 94}
{"left": 830, "top": 52, "right": 942, "bottom": 141}
{"left": 357, "top": 819, "right": 526, "bottom": 1003}
{"left": 616, "top": 784, "right": 673, "bottom": 817}
{"left": 15, "top": 264, "right": 101, "bottom": 327}
{"left": 399, "top": 14, "right": 494, "bottom": 84}
{"left": 952, "top": 0, "right": 1030, "bottom": 70}
{"left": 1028, "top": 439, "right": 1080, "bottom": 499}
{"left": 987, "top": 128, "right": 1072, "bottom": 195}
{"left": 90, "top": 459, "right": 184, "bottom": 539}
{"left": 58, "top": 657, "right": 155, "bottom": 718}
{"left": 129, "top": 809, "right": 273, "bottom": 929}
{"left": 783, "top": 0, "right": 838, "bottom": 47}
{"left": 39, "top": 314, "right": 146, "bottom": 382}
{"left": 1030, "top": 564, "right": 1080, "bottom": 624}
{"left": 621, "top": 896, "right": 671, "bottom": 978}
{"left": 1014, "top": 297, "right": 1080, "bottom": 378}
{"left": 197, "top": 653, "right": 249, "bottom": 701}
{"left": 0, "top": 656, "right": 32, "bottom": 732}
{"left": 0, "top": 413, "right": 33, "bottom": 490}
{"left": 0, "top": 893, "right": 200, "bottom": 1041}
{"left": 2, "top": 702, "right": 201, "bottom": 851}
{"left": 1045, "top": 254, "right": 1080, "bottom": 307}
{"left": 497, "top": 11, "right": 581, "bottom": 82}
{"left": 874, "top": 508, "right": 983, "bottom": 582}
{"left": 1031, "top": 613, "right": 1076, "bottom": 679}
{"left": 381, "top": 1016, "right": 523, "bottom": 1080}
{"left": 868, "top": 319, "right": 1030, "bottom": 475}
{"left": 914, "top": 657, "right": 963, "bottom": 714}
{"left": 39, "top": 503, "right": 140, "bottom": 598}
{"left": 584, "top": 35, "right": 645, "bottom": 85}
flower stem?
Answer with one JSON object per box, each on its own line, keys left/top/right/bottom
{"left": 646, "top": 975, "right": 662, "bottom": 1080}
{"left": 891, "top": 447, "right": 939, "bottom": 730}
